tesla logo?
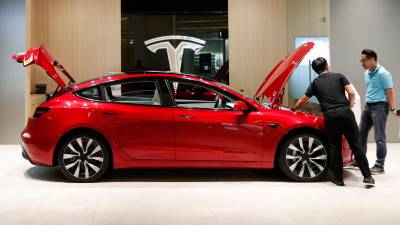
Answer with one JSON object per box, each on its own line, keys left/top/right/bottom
{"left": 145, "top": 35, "right": 206, "bottom": 72}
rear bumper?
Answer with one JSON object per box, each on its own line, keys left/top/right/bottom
{"left": 21, "top": 144, "right": 40, "bottom": 166}
{"left": 21, "top": 127, "right": 56, "bottom": 166}
{"left": 21, "top": 142, "right": 53, "bottom": 167}
{"left": 21, "top": 143, "right": 52, "bottom": 167}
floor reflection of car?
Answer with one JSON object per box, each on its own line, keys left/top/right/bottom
{"left": 13, "top": 42, "right": 353, "bottom": 182}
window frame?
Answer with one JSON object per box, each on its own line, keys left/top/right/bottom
{"left": 101, "top": 78, "right": 170, "bottom": 107}
{"left": 164, "top": 78, "right": 240, "bottom": 111}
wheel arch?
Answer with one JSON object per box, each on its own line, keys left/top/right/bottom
{"left": 274, "top": 126, "right": 329, "bottom": 169}
{"left": 53, "top": 127, "right": 113, "bottom": 168}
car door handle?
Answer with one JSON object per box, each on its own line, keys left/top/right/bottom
{"left": 179, "top": 115, "right": 196, "bottom": 119}
{"left": 102, "top": 111, "right": 120, "bottom": 116}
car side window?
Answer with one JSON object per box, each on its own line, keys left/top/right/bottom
{"left": 168, "top": 80, "right": 235, "bottom": 110}
{"left": 105, "top": 80, "right": 161, "bottom": 106}
{"left": 76, "top": 87, "right": 101, "bottom": 100}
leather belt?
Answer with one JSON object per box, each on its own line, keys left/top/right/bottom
{"left": 366, "top": 101, "right": 388, "bottom": 106}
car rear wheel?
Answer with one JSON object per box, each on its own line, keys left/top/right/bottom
{"left": 58, "top": 133, "right": 110, "bottom": 182}
{"left": 278, "top": 133, "right": 330, "bottom": 182}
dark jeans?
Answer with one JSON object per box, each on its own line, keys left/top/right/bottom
{"left": 359, "top": 102, "right": 389, "bottom": 166}
{"left": 324, "top": 107, "right": 371, "bottom": 180}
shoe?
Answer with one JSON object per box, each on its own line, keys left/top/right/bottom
{"left": 332, "top": 180, "right": 345, "bottom": 186}
{"left": 363, "top": 176, "right": 375, "bottom": 185}
{"left": 370, "top": 165, "right": 385, "bottom": 174}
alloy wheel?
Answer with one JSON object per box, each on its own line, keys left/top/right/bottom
{"left": 62, "top": 137, "right": 105, "bottom": 179}
{"left": 285, "top": 136, "right": 328, "bottom": 179}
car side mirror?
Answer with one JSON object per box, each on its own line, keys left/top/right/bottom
{"left": 233, "top": 100, "right": 249, "bottom": 111}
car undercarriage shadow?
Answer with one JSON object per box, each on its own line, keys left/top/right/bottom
{"left": 24, "top": 166, "right": 356, "bottom": 183}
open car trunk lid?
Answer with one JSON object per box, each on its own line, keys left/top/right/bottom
{"left": 12, "top": 45, "right": 75, "bottom": 90}
{"left": 254, "top": 42, "right": 315, "bottom": 106}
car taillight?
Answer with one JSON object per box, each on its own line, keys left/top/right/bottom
{"left": 33, "top": 107, "right": 50, "bottom": 118}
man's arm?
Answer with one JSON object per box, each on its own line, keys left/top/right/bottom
{"left": 386, "top": 88, "right": 397, "bottom": 114}
{"left": 344, "top": 84, "right": 356, "bottom": 107}
{"left": 380, "top": 71, "right": 396, "bottom": 115}
{"left": 291, "top": 95, "right": 310, "bottom": 111}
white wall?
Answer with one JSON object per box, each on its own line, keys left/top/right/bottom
{"left": 0, "top": 0, "right": 27, "bottom": 144}
{"left": 330, "top": 0, "right": 400, "bottom": 142}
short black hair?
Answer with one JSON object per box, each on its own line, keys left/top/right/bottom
{"left": 361, "top": 49, "right": 377, "bottom": 61}
{"left": 311, "top": 57, "right": 328, "bottom": 74}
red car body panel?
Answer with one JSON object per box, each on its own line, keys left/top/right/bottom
{"left": 14, "top": 43, "right": 353, "bottom": 172}
{"left": 95, "top": 103, "right": 175, "bottom": 160}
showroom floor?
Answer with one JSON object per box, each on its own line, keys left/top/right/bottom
{"left": 0, "top": 144, "right": 399, "bottom": 225}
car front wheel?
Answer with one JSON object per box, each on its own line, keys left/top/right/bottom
{"left": 58, "top": 133, "right": 110, "bottom": 182}
{"left": 278, "top": 133, "right": 330, "bottom": 182}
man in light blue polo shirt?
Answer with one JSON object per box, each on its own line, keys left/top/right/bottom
{"left": 357, "top": 49, "right": 398, "bottom": 174}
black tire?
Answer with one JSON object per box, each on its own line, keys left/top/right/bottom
{"left": 57, "top": 133, "right": 110, "bottom": 182}
{"left": 278, "top": 133, "right": 330, "bottom": 182}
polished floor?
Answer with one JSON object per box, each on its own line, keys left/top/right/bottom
{"left": 0, "top": 144, "right": 400, "bottom": 225}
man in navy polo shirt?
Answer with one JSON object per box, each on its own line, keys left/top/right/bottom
{"left": 358, "top": 49, "right": 398, "bottom": 174}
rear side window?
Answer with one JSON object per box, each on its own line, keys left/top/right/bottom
{"left": 105, "top": 80, "right": 161, "bottom": 106}
{"left": 76, "top": 87, "right": 102, "bottom": 100}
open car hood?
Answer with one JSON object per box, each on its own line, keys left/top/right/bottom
{"left": 254, "top": 42, "right": 314, "bottom": 106}
{"left": 12, "top": 45, "right": 75, "bottom": 90}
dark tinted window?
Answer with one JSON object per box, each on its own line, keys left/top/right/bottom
{"left": 77, "top": 87, "right": 101, "bottom": 100}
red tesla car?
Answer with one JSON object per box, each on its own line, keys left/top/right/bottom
{"left": 13, "top": 42, "right": 352, "bottom": 182}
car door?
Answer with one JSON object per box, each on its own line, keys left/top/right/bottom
{"left": 95, "top": 77, "right": 175, "bottom": 160}
{"left": 167, "top": 78, "right": 264, "bottom": 161}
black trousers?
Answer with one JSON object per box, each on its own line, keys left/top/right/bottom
{"left": 323, "top": 107, "right": 371, "bottom": 180}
